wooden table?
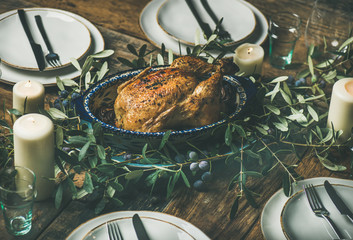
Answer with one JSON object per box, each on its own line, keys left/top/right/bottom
{"left": 0, "top": 0, "right": 352, "bottom": 239}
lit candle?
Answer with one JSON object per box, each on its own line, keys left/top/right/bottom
{"left": 13, "top": 80, "right": 45, "bottom": 114}
{"left": 13, "top": 113, "right": 55, "bottom": 201}
{"left": 234, "top": 43, "right": 264, "bottom": 76}
{"left": 327, "top": 78, "right": 353, "bottom": 141}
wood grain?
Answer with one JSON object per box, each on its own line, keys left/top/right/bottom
{"left": 0, "top": 0, "right": 352, "bottom": 239}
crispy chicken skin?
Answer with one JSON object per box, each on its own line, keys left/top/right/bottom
{"left": 114, "top": 56, "right": 238, "bottom": 132}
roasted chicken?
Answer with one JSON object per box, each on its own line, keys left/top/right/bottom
{"left": 114, "top": 56, "right": 238, "bottom": 132}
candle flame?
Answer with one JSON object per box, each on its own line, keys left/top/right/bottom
{"left": 25, "top": 80, "right": 32, "bottom": 88}
{"left": 345, "top": 81, "right": 353, "bottom": 97}
{"left": 247, "top": 48, "right": 253, "bottom": 54}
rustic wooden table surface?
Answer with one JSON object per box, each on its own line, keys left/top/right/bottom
{"left": 0, "top": 0, "right": 352, "bottom": 239}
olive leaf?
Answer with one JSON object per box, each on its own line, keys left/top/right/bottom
{"left": 264, "top": 104, "right": 280, "bottom": 115}
{"left": 97, "top": 62, "right": 109, "bottom": 81}
{"left": 109, "top": 181, "right": 124, "bottom": 192}
{"left": 282, "top": 172, "right": 293, "bottom": 197}
{"left": 225, "top": 124, "right": 232, "bottom": 146}
{"left": 47, "top": 108, "right": 68, "bottom": 120}
{"left": 338, "top": 36, "right": 353, "bottom": 52}
{"left": 70, "top": 57, "right": 81, "bottom": 71}
{"left": 125, "top": 170, "right": 144, "bottom": 180}
{"left": 117, "top": 57, "right": 136, "bottom": 68}
{"left": 229, "top": 196, "right": 240, "bottom": 220}
{"left": 318, "top": 156, "right": 347, "bottom": 171}
{"left": 91, "top": 49, "right": 114, "bottom": 58}
{"left": 94, "top": 198, "right": 107, "bottom": 214}
{"left": 269, "top": 76, "right": 288, "bottom": 83}
{"left": 167, "top": 172, "right": 180, "bottom": 199}
{"left": 127, "top": 44, "right": 138, "bottom": 56}
{"left": 55, "top": 183, "right": 64, "bottom": 209}
{"left": 316, "top": 59, "right": 334, "bottom": 69}
{"left": 139, "top": 44, "right": 148, "bottom": 58}
{"left": 61, "top": 78, "right": 79, "bottom": 87}
{"left": 307, "top": 105, "right": 319, "bottom": 122}
{"left": 96, "top": 163, "right": 116, "bottom": 173}
{"left": 56, "top": 126, "right": 64, "bottom": 148}
{"left": 159, "top": 130, "right": 172, "bottom": 150}
{"left": 243, "top": 185, "right": 258, "bottom": 208}
{"left": 157, "top": 54, "right": 164, "bottom": 65}
{"left": 83, "top": 172, "right": 94, "bottom": 193}
{"left": 180, "top": 170, "right": 191, "bottom": 188}
{"left": 296, "top": 68, "right": 310, "bottom": 79}
{"left": 232, "top": 124, "right": 246, "bottom": 138}
{"left": 308, "top": 55, "right": 315, "bottom": 77}
{"left": 56, "top": 76, "right": 65, "bottom": 91}
{"left": 79, "top": 141, "right": 91, "bottom": 161}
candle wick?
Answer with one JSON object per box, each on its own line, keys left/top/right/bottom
{"left": 28, "top": 117, "right": 36, "bottom": 124}
{"left": 25, "top": 80, "right": 32, "bottom": 88}
{"left": 247, "top": 47, "right": 253, "bottom": 54}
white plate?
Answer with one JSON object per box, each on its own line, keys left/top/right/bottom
{"left": 281, "top": 184, "right": 353, "bottom": 240}
{"left": 0, "top": 9, "right": 91, "bottom": 71}
{"left": 140, "top": 0, "right": 268, "bottom": 57}
{"left": 0, "top": 8, "right": 104, "bottom": 86}
{"left": 261, "top": 177, "right": 353, "bottom": 240}
{"left": 157, "top": 0, "right": 256, "bottom": 46}
{"left": 66, "top": 211, "right": 210, "bottom": 240}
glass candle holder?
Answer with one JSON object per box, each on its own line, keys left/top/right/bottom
{"left": 0, "top": 166, "right": 36, "bottom": 236}
{"left": 268, "top": 12, "right": 301, "bottom": 69}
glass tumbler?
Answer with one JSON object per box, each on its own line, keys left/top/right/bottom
{"left": 0, "top": 166, "right": 36, "bottom": 236}
{"left": 269, "top": 12, "right": 301, "bottom": 69}
{"left": 305, "top": 0, "right": 352, "bottom": 60}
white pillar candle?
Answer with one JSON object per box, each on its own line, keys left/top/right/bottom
{"left": 13, "top": 80, "right": 45, "bottom": 114}
{"left": 13, "top": 113, "right": 55, "bottom": 201}
{"left": 327, "top": 78, "right": 353, "bottom": 141}
{"left": 234, "top": 43, "right": 264, "bottom": 76}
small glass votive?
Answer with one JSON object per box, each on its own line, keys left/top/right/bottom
{"left": 268, "top": 12, "right": 301, "bottom": 69}
{"left": 0, "top": 166, "right": 36, "bottom": 236}
{"left": 234, "top": 43, "right": 264, "bottom": 76}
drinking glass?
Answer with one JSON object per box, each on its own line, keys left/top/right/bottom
{"left": 269, "top": 12, "right": 301, "bottom": 69}
{"left": 0, "top": 166, "right": 36, "bottom": 236}
{"left": 305, "top": 0, "right": 352, "bottom": 60}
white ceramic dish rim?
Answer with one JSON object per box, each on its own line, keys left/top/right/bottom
{"left": 260, "top": 177, "right": 353, "bottom": 240}
{"left": 156, "top": 0, "right": 256, "bottom": 46}
{"left": 139, "top": 0, "right": 268, "bottom": 58}
{"left": 0, "top": 7, "right": 104, "bottom": 86}
{"left": 280, "top": 183, "right": 353, "bottom": 240}
{"left": 0, "top": 9, "right": 91, "bottom": 71}
{"left": 65, "top": 210, "right": 211, "bottom": 240}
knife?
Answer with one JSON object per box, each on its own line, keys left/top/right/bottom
{"left": 200, "top": 0, "right": 224, "bottom": 29}
{"left": 324, "top": 180, "right": 353, "bottom": 223}
{"left": 185, "top": 0, "right": 212, "bottom": 39}
{"left": 17, "top": 9, "right": 45, "bottom": 71}
{"left": 132, "top": 213, "right": 150, "bottom": 240}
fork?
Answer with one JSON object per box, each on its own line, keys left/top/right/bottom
{"left": 185, "top": 0, "right": 213, "bottom": 39}
{"left": 34, "top": 15, "right": 62, "bottom": 68}
{"left": 107, "top": 221, "right": 123, "bottom": 240}
{"left": 200, "top": 0, "right": 231, "bottom": 41}
{"left": 304, "top": 184, "right": 344, "bottom": 239}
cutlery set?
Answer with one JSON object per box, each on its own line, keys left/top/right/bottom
{"left": 184, "top": 0, "right": 231, "bottom": 41}
{"left": 108, "top": 214, "right": 150, "bottom": 240}
{"left": 17, "top": 9, "right": 61, "bottom": 71}
{"left": 324, "top": 180, "right": 353, "bottom": 223}
{"left": 304, "top": 180, "right": 353, "bottom": 239}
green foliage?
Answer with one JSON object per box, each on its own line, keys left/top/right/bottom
{"left": 1, "top": 33, "right": 353, "bottom": 218}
